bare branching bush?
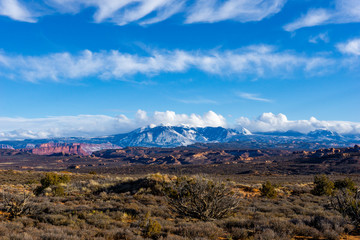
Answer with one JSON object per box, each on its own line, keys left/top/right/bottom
{"left": 163, "top": 175, "right": 240, "bottom": 221}
{"left": 2, "top": 190, "right": 32, "bottom": 220}
{"left": 331, "top": 188, "right": 360, "bottom": 228}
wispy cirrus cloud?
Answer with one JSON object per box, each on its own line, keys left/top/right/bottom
{"left": 185, "top": 0, "right": 286, "bottom": 24}
{"left": 237, "top": 92, "right": 272, "bottom": 102}
{"left": 47, "top": 0, "right": 185, "bottom": 26}
{"left": 309, "top": 32, "right": 329, "bottom": 44}
{"left": 284, "top": 0, "right": 360, "bottom": 31}
{"left": 0, "top": 0, "right": 36, "bottom": 22}
{"left": 0, "top": 46, "right": 334, "bottom": 83}
{"left": 0, "top": 0, "right": 286, "bottom": 25}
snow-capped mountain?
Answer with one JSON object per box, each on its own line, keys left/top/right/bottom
{"left": 257, "top": 130, "right": 305, "bottom": 137}
{"left": 239, "top": 127, "right": 252, "bottom": 135}
{"left": 307, "top": 129, "right": 343, "bottom": 140}
{"left": 1, "top": 126, "right": 359, "bottom": 151}
{"left": 100, "top": 126, "right": 247, "bottom": 147}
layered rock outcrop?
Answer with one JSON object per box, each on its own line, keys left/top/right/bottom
{"left": 28, "top": 143, "right": 120, "bottom": 156}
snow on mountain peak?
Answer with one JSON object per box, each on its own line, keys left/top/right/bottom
{"left": 240, "top": 127, "right": 252, "bottom": 135}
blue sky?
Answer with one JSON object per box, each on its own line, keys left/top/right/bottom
{"left": 1, "top": 0, "right": 360, "bottom": 139}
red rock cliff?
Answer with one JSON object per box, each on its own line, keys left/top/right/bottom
{"left": 28, "top": 142, "right": 120, "bottom": 156}
{"left": 30, "top": 143, "right": 89, "bottom": 156}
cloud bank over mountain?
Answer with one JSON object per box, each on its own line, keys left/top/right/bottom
{"left": 1, "top": 111, "right": 360, "bottom": 140}
{"left": 0, "top": 110, "right": 226, "bottom": 140}
{"left": 237, "top": 113, "right": 360, "bottom": 134}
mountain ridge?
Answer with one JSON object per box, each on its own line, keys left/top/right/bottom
{"left": 1, "top": 126, "right": 360, "bottom": 155}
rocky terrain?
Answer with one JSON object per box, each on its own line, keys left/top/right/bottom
{"left": 0, "top": 142, "right": 121, "bottom": 156}
{"left": 91, "top": 146, "right": 289, "bottom": 165}
{"left": 25, "top": 142, "right": 120, "bottom": 156}
{"left": 1, "top": 125, "right": 360, "bottom": 175}
{"left": 0, "top": 143, "right": 359, "bottom": 175}
{"left": 28, "top": 143, "right": 89, "bottom": 156}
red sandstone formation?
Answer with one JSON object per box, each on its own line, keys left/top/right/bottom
{"left": 29, "top": 143, "right": 120, "bottom": 156}
{"left": 30, "top": 143, "right": 88, "bottom": 156}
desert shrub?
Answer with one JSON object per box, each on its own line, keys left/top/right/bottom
{"left": 221, "top": 217, "right": 251, "bottom": 230}
{"left": 26, "top": 179, "right": 39, "bottom": 185}
{"left": 311, "top": 175, "right": 334, "bottom": 196}
{"left": 100, "top": 177, "right": 161, "bottom": 195}
{"left": 42, "top": 214, "right": 76, "bottom": 226}
{"left": 83, "top": 211, "right": 114, "bottom": 229}
{"left": 334, "top": 177, "right": 356, "bottom": 192}
{"left": 1, "top": 191, "right": 32, "bottom": 220}
{"left": 34, "top": 173, "right": 70, "bottom": 196}
{"left": 254, "top": 229, "right": 277, "bottom": 240}
{"left": 323, "top": 230, "right": 340, "bottom": 240}
{"left": 113, "top": 229, "right": 143, "bottom": 240}
{"left": 8, "top": 232, "right": 34, "bottom": 240}
{"left": 163, "top": 175, "right": 240, "bottom": 220}
{"left": 144, "top": 219, "right": 162, "bottom": 238}
{"left": 260, "top": 181, "right": 278, "bottom": 199}
{"left": 19, "top": 216, "right": 35, "bottom": 227}
{"left": 228, "top": 227, "right": 249, "bottom": 240}
{"left": 268, "top": 219, "right": 294, "bottom": 236}
{"left": 138, "top": 212, "right": 162, "bottom": 238}
{"left": 174, "top": 222, "right": 224, "bottom": 239}
{"left": 164, "top": 234, "right": 186, "bottom": 240}
{"left": 40, "top": 230, "right": 77, "bottom": 240}
{"left": 293, "top": 223, "right": 322, "bottom": 238}
{"left": 307, "top": 215, "right": 337, "bottom": 233}
{"left": 331, "top": 188, "right": 360, "bottom": 228}
{"left": 52, "top": 185, "right": 65, "bottom": 197}
{"left": 40, "top": 173, "right": 70, "bottom": 188}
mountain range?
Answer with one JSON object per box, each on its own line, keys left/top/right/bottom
{"left": 0, "top": 126, "right": 359, "bottom": 155}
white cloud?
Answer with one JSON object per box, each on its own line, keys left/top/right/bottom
{"left": 237, "top": 112, "right": 360, "bottom": 134}
{"left": 309, "top": 32, "right": 329, "bottom": 44}
{"left": 0, "top": 114, "right": 132, "bottom": 140}
{"left": 151, "top": 110, "right": 226, "bottom": 127}
{"left": 284, "top": 0, "right": 360, "bottom": 31}
{"left": 1, "top": 0, "right": 286, "bottom": 25}
{"left": 2, "top": 111, "right": 360, "bottom": 140}
{"left": 0, "top": 0, "right": 36, "bottom": 22}
{"left": 185, "top": 0, "right": 286, "bottom": 24}
{"left": 44, "top": 0, "right": 184, "bottom": 25}
{"left": 337, "top": 38, "right": 360, "bottom": 56}
{"left": 284, "top": 9, "right": 331, "bottom": 32}
{"left": 0, "top": 110, "right": 226, "bottom": 140}
{"left": 0, "top": 46, "right": 334, "bottom": 82}
{"left": 69, "top": 0, "right": 183, "bottom": 26}
{"left": 237, "top": 92, "right": 272, "bottom": 102}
